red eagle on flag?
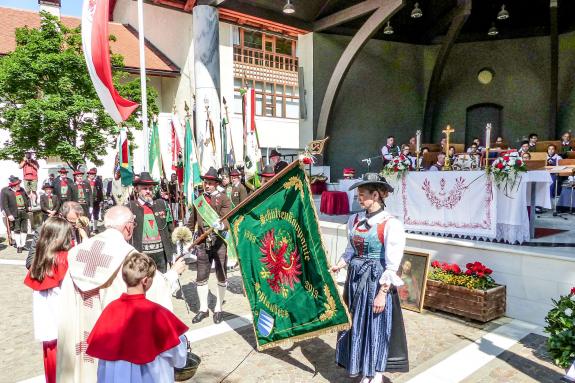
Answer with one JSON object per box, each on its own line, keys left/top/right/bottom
{"left": 259, "top": 229, "right": 302, "bottom": 293}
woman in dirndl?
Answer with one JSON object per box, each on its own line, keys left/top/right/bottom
{"left": 332, "top": 173, "right": 409, "bottom": 383}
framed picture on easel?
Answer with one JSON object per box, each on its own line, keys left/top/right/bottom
{"left": 397, "top": 250, "right": 430, "bottom": 313}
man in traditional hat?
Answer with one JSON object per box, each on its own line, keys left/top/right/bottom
{"left": 54, "top": 167, "right": 73, "bottom": 204}
{"left": 127, "top": 172, "right": 174, "bottom": 273}
{"left": 39, "top": 182, "right": 60, "bottom": 221}
{"left": 1, "top": 176, "right": 30, "bottom": 252}
{"left": 230, "top": 168, "right": 248, "bottom": 207}
{"left": 87, "top": 168, "right": 104, "bottom": 232}
{"left": 269, "top": 149, "right": 288, "bottom": 174}
{"left": 259, "top": 164, "right": 276, "bottom": 185}
{"left": 71, "top": 169, "right": 92, "bottom": 218}
{"left": 187, "top": 167, "right": 232, "bottom": 324}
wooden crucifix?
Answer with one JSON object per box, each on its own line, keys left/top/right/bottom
{"left": 442, "top": 124, "right": 455, "bottom": 171}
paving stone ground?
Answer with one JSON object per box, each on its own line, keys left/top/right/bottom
{"left": 0, "top": 234, "right": 568, "bottom": 383}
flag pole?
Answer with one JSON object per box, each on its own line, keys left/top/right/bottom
{"left": 137, "top": 0, "right": 149, "bottom": 171}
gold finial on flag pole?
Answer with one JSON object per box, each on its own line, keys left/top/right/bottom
{"left": 442, "top": 125, "right": 455, "bottom": 171}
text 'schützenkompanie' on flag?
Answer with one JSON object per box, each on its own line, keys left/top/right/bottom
{"left": 81, "top": 0, "right": 138, "bottom": 123}
{"left": 227, "top": 161, "right": 350, "bottom": 350}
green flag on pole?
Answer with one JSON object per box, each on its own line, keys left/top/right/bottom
{"left": 149, "top": 120, "right": 162, "bottom": 181}
{"left": 227, "top": 162, "right": 350, "bottom": 350}
{"left": 184, "top": 118, "right": 202, "bottom": 207}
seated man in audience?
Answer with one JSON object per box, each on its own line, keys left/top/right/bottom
{"left": 401, "top": 145, "right": 416, "bottom": 168}
{"left": 439, "top": 138, "right": 446, "bottom": 152}
{"left": 561, "top": 132, "right": 572, "bottom": 155}
{"left": 429, "top": 152, "right": 446, "bottom": 171}
{"left": 547, "top": 144, "right": 563, "bottom": 199}
{"left": 528, "top": 133, "right": 538, "bottom": 152}
{"left": 467, "top": 137, "right": 485, "bottom": 153}
{"left": 448, "top": 146, "right": 457, "bottom": 164}
{"left": 518, "top": 140, "right": 530, "bottom": 154}
{"left": 521, "top": 152, "right": 531, "bottom": 162}
{"left": 408, "top": 137, "right": 416, "bottom": 147}
{"left": 495, "top": 136, "right": 505, "bottom": 148}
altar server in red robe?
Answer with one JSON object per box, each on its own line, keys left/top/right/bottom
{"left": 23, "top": 217, "right": 73, "bottom": 383}
{"left": 87, "top": 252, "right": 188, "bottom": 383}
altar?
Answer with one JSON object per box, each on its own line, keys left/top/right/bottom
{"left": 383, "top": 170, "right": 552, "bottom": 244}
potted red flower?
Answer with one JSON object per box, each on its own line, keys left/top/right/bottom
{"left": 425, "top": 260, "right": 506, "bottom": 322}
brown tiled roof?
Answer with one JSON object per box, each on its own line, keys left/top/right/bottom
{"left": 0, "top": 6, "right": 179, "bottom": 76}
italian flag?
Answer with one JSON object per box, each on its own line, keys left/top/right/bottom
{"left": 243, "top": 88, "right": 261, "bottom": 187}
{"left": 81, "top": 0, "right": 138, "bottom": 123}
{"left": 117, "top": 128, "right": 133, "bottom": 186}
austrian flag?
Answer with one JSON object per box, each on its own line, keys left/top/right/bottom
{"left": 82, "top": 0, "right": 139, "bottom": 123}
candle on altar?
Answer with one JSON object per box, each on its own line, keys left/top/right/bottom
{"left": 416, "top": 130, "right": 421, "bottom": 153}
{"left": 485, "top": 123, "right": 492, "bottom": 149}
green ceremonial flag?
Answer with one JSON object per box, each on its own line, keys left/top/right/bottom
{"left": 193, "top": 195, "right": 238, "bottom": 262}
{"left": 227, "top": 162, "right": 350, "bottom": 350}
{"left": 184, "top": 118, "right": 202, "bottom": 207}
{"left": 149, "top": 120, "right": 162, "bottom": 181}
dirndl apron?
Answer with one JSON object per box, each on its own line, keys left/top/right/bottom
{"left": 335, "top": 216, "right": 409, "bottom": 378}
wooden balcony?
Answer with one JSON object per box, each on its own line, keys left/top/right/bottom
{"left": 233, "top": 46, "right": 299, "bottom": 73}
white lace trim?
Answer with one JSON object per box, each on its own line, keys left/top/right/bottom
{"left": 404, "top": 223, "right": 529, "bottom": 244}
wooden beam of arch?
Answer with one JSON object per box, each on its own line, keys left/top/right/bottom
{"left": 316, "top": 0, "right": 404, "bottom": 140}
{"left": 422, "top": 0, "right": 471, "bottom": 142}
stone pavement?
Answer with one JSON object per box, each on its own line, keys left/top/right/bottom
{"left": 0, "top": 234, "right": 567, "bottom": 383}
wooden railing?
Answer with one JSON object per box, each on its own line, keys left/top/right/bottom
{"left": 233, "top": 46, "right": 299, "bottom": 73}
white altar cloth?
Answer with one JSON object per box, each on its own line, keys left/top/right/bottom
{"left": 383, "top": 171, "right": 552, "bottom": 244}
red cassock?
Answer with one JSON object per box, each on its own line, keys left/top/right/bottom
{"left": 86, "top": 294, "right": 189, "bottom": 364}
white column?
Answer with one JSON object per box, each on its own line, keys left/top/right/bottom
{"left": 193, "top": 5, "right": 222, "bottom": 173}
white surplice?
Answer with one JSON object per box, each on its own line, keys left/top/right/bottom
{"left": 96, "top": 335, "right": 188, "bottom": 383}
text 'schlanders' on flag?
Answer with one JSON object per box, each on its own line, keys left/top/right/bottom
{"left": 227, "top": 162, "right": 350, "bottom": 350}
{"left": 81, "top": 0, "right": 138, "bottom": 123}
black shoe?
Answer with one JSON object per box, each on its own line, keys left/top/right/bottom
{"left": 213, "top": 311, "right": 223, "bottom": 324}
{"left": 21, "top": 246, "right": 29, "bottom": 252}
{"left": 17, "top": 247, "right": 22, "bottom": 254}
{"left": 192, "top": 311, "right": 209, "bottom": 324}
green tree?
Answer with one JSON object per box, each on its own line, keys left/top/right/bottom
{"left": 0, "top": 12, "right": 158, "bottom": 169}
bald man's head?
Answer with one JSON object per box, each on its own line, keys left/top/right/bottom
{"left": 104, "top": 206, "right": 136, "bottom": 240}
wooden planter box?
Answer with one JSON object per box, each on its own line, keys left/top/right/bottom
{"left": 424, "top": 280, "right": 506, "bottom": 322}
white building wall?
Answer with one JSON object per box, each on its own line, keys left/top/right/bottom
{"left": 298, "top": 32, "right": 314, "bottom": 148}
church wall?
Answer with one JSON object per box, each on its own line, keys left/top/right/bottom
{"left": 558, "top": 31, "right": 575, "bottom": 136}
{"left": 313, "top": 33, "right": 425, "bottom": 180}
{"left": 431, "top": 36, "right": 552, "bottom": 145}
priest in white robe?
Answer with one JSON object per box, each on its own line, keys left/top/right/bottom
{"left": 56, "top": 206, "right": 186, "bottom": 383}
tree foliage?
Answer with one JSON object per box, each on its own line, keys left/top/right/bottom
{"left": 0, "top": 12, "right": 158, "bottom": 168}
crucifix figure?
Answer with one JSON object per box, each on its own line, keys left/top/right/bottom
{"left": 442, "top": 125, "right": 455, "bottom": 171}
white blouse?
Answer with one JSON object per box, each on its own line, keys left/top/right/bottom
{"left": 340, "top": 210, "right": 405, "bottom": 287}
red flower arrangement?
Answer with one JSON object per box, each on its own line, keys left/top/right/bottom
{"left": 571, "top": 287, "right": 575, "bottom": 295}
{"left": 429, "top": 260, "right": 496, "bottom": 290}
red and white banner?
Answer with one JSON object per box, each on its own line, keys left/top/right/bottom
{"left": 243, "top": 88, "right": 256, "bottom": 133}
{"left": 170, "top": 119, "right": 182, "bottom": 171}
{"left": 82, "top": 0, "right": 138, "bottom": 124}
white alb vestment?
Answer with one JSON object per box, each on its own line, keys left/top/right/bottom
{"left": 96, "top": 335, "right": 187, "bottom": 383}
